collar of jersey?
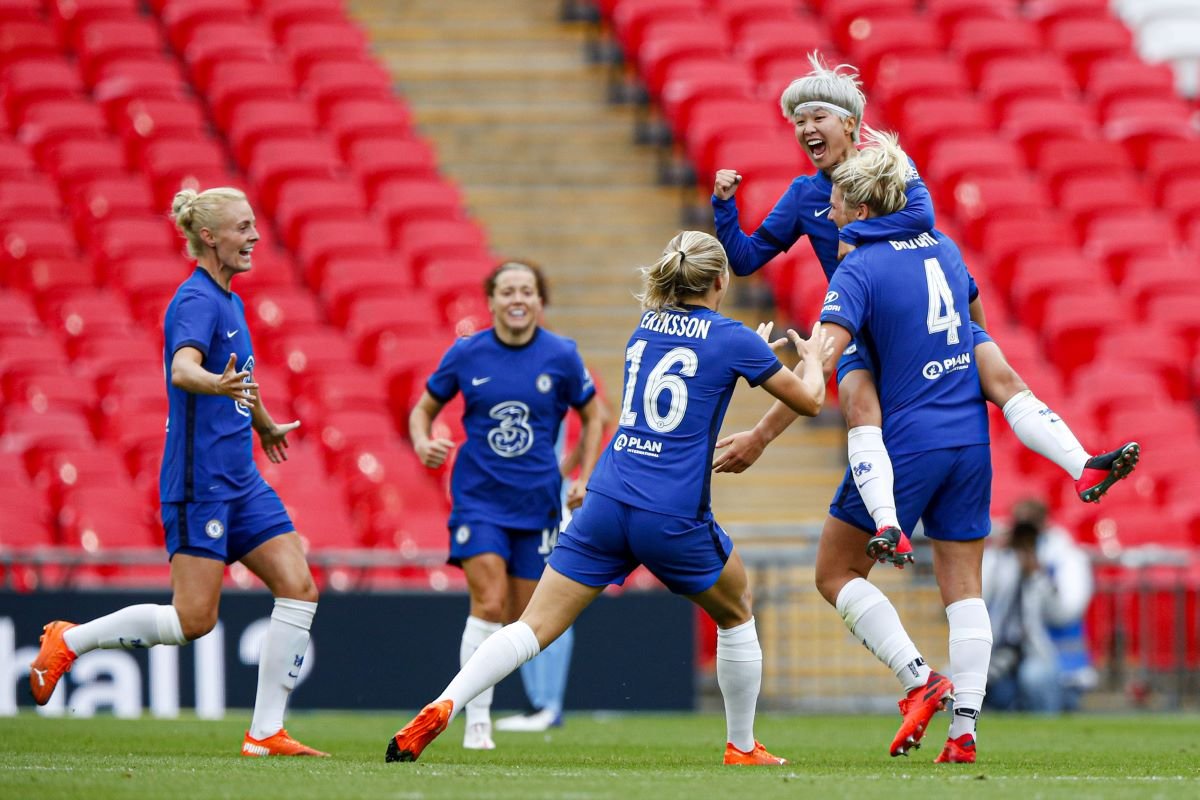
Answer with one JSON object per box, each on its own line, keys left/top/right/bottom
{"left": 194, "top": 266, "right": 233, "bottom": 296}
{"left": 490, "top": 326, "right": 540, "bottom": 350}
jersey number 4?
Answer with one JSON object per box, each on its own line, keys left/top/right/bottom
{"left": 618, "top": 340, "right": 697, "bottom": 433}
{"left": 924, "top": 257, "right": 961, "bottom": 345}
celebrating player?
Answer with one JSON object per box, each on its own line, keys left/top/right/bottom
{"left": 29, "top": 188, "right": 326, "bottom": 757}
{"left": 386, "top": 231, "right": 830, "bottom": 766}
{"left": 409, "top": 260, "right": 604, "bottom": 750}
{"left": 815, "top": 131, "right": 992, "bottom": 762}
{"left": 712, "top": 52, "right": 1138, "bottom": 562}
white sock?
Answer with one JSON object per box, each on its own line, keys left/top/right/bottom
{"left": 63, "top": 604, "right": 186, "bottom": 653}
{"left": 846, "top": 426, "right": 900, "bottom": 531}
{"left": 716, "top": 617, "right": 761, "bottom": 752}
{"left": 945, "top": 597, "right": 991, "bottom": 740}
{"left": 440, "top": 621, "right": 541, "bottom": 722}
{"left": 1002, "top": 390, "right": 1089, "bottom": 480}
{"left": 836, "top": 578, "right": 930, "bottom": 692}
{"left": 249, "top": 598, "right": 317, "bottom": 740}
{"left": 460, "top": 616, "right": 502, "bottom": 726}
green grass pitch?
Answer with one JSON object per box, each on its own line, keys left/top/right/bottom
{"left": 2, "top": 711, "right": 1198, "bottom": 799}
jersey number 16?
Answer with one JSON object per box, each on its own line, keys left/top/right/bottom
{"left": 618, "top": 341, "right": 697, "bottom": 433}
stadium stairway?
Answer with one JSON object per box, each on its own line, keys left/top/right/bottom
{"left": 349, "top": 0, "right": 845, "bottom": 536}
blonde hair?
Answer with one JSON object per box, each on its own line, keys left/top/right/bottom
{"left": 170, "top": 187, "right": 249, "bottom": 258}
{"left": 830, "top": 128, "right": 910, "bottom": 216}
{"left": 779, "top": 51, "right": 866, "bottom": 143}
{"left": 636, "top": 231, "right": 728, "bottom": 313}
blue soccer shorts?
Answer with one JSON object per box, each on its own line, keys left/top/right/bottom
{"left": 830, "top": 443, "right": 992, "bottom": 541}
{"left": 162, "top": 477, "right": 296, "bottom": 564}
{"left": 835, "top": 322, "right": 994, "bottom": 383}
{"left": 548, "top": 491, "right": 733, "bottom": 596}
{"left": 448, "top": 520, "right": 556, "bottom": 580}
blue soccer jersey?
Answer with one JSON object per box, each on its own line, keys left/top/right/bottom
{"left": 586, "top": 306, "right": 783, "bottom": 519}
{"left": 714, "top": 160, "right": 935, "bottom": 280}
{"left": 427, "top": 328, "right": 595, "bottom": 530}
{"left": 160, "top": 269, "right": 259, "bottom": 502}
{"left": 820, "top": 230, "right": 989, "bottom": 455}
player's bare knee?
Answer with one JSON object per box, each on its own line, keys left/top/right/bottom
{"left": 470, "top": 595, "right": 506, "bottom": 623}
{"left": 177, "top": 607, "right": 218, "bottom": 641}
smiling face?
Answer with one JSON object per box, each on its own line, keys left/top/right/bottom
{"left": 488, "top": 266, "right": 542, "bottom": 343}
{"left": 793, "top": 106, "right": 857, "bottom": 174}
{"left": 204, "top": 199, "right": 258, "bottom": 275}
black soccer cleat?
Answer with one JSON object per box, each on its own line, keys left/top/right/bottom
{"left": 1076, "top": 442, "right": 1140, "bottom": 503}
{"left": 866, "top": 526, "right": 914, "bottom": 568}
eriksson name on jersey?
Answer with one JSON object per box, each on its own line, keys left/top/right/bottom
{"left": 888, "top": 232, "right": 939, "bottom": 251}
{"left": 639, "top": 311, "right": 712, "bottom": 339}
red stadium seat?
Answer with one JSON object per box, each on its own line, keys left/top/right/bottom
{"left": 0, "top": 0, "right": 42, "bottom": 24}
{"left": 824, "top": 0, "right": 916, "bottom": 51}
{"left": 948, "top": 16, "right": 1041, "bottom": 82}
{"left": 111, "top": 97, "right": 209, "bottom": 159}
{"left": 636, "top": 26, "right": 730, "bottom": 100}
{"left": 16, "top": 99, "right": 109, "bottom": 159}
{"left": 1030, "top": 138, "right": 1132, "bottom": 189}
{"left": 923, "top": 134, "right": 1023, "bottom": 208}
{"left": 682, "top": 97, "right": 781, "bottom": 178}
{"left": 733, "top": 18, "right": 827, "bottom": 77}
{"left": 975, "top": 224, "right": 1074, "bottom": 291}
{"left": 4, "top": 367, "right": 98, "bottom": 416}
{"left": 75, "top": 18, "right": 168, "bottom": 85}
{"left": 245, "top": 136, "right": 343, "bottom": 213}
{"left": 293, "top": 365, "right": 388, "bottom": 420}
{"left": 272, "top": 177, "right": 366, "bottom": 249}
{"left": 976, "top": 56, "right": 1077, "bottom": 117}
{"left": 926, "top": 0, "right": 1018, "bottom": 37}
{"left": 611, "top": 0, "right": 706, "bottom": 57}
{"left": 1117, "top": 255, "right": 1200, "bottom": 314}
{"left": 69, "top": 176, "right": 157, "bottom": 232}
{"left": 206, "top": 60, "right": 297, "bottom": 130}
{"left": 269, "top": 328, "right": 357, "bottom": 377}
{"left": 160, "top": 0, "right": 254, "bottom": 51}
{"left": 58, "top": 484, "right": 159, "bottom": 550}
{"left": 1055, "top": 172, "right": 1149, "bottom": 230}
{"left": 321, "top": 98, "right": 412, "bottom": 154}
{"left": 1001, "top": 97, "right": 1100, "bottom": 161}
{"left": 50, "top": 0, "right": 143, "bottom": 43}
{"left": 374, "top": 178, "right": 464, "bottom": 235}
{"left": 317, "top": 257, "right": 412, "bottom": 322}
{"left": 96, "top": 370, "right": 168, "bottom": 419}
{"left": 1078, "top": 212, "right": 1177, "bottom": 277}
{"left": 0, "top": 218, "right": 80, "bottom": 264}
{"left": 346, "top": 135, "right": 439, "bottom": 193}
{"left": 1, "top": 58, "right": 86, "bottom": 121}
{"left": 895, "top": 95, "right": 993, "bottom": 165}
{"left": 1085, "top": 56, "right": 1178, "bottom": 114}
{"left": 0, "top": 485, "right": 55, "bottom": 554}
{"left": 714, "top": 0, "right": 805, "bottom": 33}
{"left": 394, "top": 219, "right": 489, "bottom": 281}
{"left": 1, "top": 407, "right": 94, "bottom": 452}
{"left": 1038, "top": 288, "right": 1127, "bottom": 379}
{"left": 88, "top": 216, "right": 179, "bottom": 263}
{"left": 0, "top": 290, "right": 41, "bottom": 336}
{"left": 29, "top": 445, "right": 136, "bottom": 508}
{"left": 1043, "top": 16, "right": 1133, "bottom": 85}
{"left": 843, "top": 15, "right": 942, "bottom": 82}
{"left": 184, "top": 26, "right": 277, "bottom": 91}
{"left": 315, "top": 408, "right": 401, "bottom": 462}
{"left": 260, "top": 0, "right": 348, "bottom": 39}
{"left": 872, "top": 53, "right": 971, "bottom": 124}
{"left": 0, "top": 333, "right": 67, "bottom": 375}
{"left": 1141, "top": 139, "right": 1200, "bottom": 187}
{"left": 0, "top": 137, "right": 35, "bottom": 176}
{"left": 341, "top": 296, "right": 443, "bottom": 361}
{"left": 1005, "top": 251, "right": 1095, "bottom": 326}
{"left": 40, "top": 137, "right": 129, "bottom": 184}
{"left": 225, "top": 98, "right": 320, "bottom": 165}
{"left": 294, "top": 217, "right": 389, "bottom": 281}
{"left": 0, "top": 21, "right": 61, "bottom": 69}
{"left": 300, "top": 58, "right": 393, "bottom": 117}
{"left": 0, "top": 174, "right": 63, "bottom": 219}
{"left": 239, "top": 285, "right": 325, "bottom": 337}
{"left": 659, "top": 58, "right": 756, "bottom": 135}
{"left": 1095, "top": 327, "right": 1192, "bottom": 402}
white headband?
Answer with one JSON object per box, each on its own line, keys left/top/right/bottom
{"left": 792, "top": 101, "right": 853, "bottom": 118}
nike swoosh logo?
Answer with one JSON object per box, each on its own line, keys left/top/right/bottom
{"left": 471, "top": 377, "right": 491, "bottom": 386}
{"left": 814, "top": 206, "right": 831, "bottom": 217}
{"left": 226, "top": 330, "right": 238, "bottom": 338}
{"left": 32, "top": 667, "right": 46, "bottom": 686}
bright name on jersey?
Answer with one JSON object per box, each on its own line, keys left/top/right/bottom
{"left": 888, "top": 232, "right": 939, "bottom": 251}
{"left": 638, "top": 310, "right": 712, "bottom": 339}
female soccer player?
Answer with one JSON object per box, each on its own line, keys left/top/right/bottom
{"left": 409, "top": 261, "right": 603, "bottom": 750}
{"left": 712, "top": 53, "right": 1138, "bottom": 560}
{"left": 386, "top": 231, "right": 830, "bottom": 766}
{"left": 818, "top": 130, "right": 992, "bottom": 764}
{"left": 30, "top": 188, "right": 326, "bottom": 757}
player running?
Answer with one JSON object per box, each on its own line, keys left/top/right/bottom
{"left": 29, "top": 188, "right": 326, "bottom": 757}
{"left": 386, "top": 231, "right": 830, "bottom": 766}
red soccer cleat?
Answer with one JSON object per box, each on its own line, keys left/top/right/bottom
{"left": 934, "top": 733, "right": 976, "bottom": 763}
{"left": 866, "top": 526, "right": 914, "bottom": 568}
{"left": 890, "top": 671, "right": 954, "bottom": 757}
{"left": 386, "top": 699, "right": 453, "bottom": 762}
{"left": 29, "top": 621, "right": 77, "bottom": 706}
{"left": 723, "top": 740, "right": 789, "bottom": 765}
{"left": 1076, "top": 442, "right": 1139, "bottom": 503}
{"left": 241, "top": 729, "right": 329, "bottom": 757}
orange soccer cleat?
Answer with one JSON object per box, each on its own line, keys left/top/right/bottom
{"left": 890, "top": 671, "right": 954, "bottom": 757}
{"left": 241, "top": 729, "right": 329, "bottom": 757}
{"left": 934, "top": 733, "right": 976, "bottom": 763}
{"left": 29, "top": 621, "right": 78, "bottom": 705}
{"left": 723, "top": 740, "right": 789, "bottom": 766}
{"left": 1076, "top": 442, "right": 1139, "bottom": 503}
{"left": 385, "top": 699, "right": 453, "bottom": 763}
